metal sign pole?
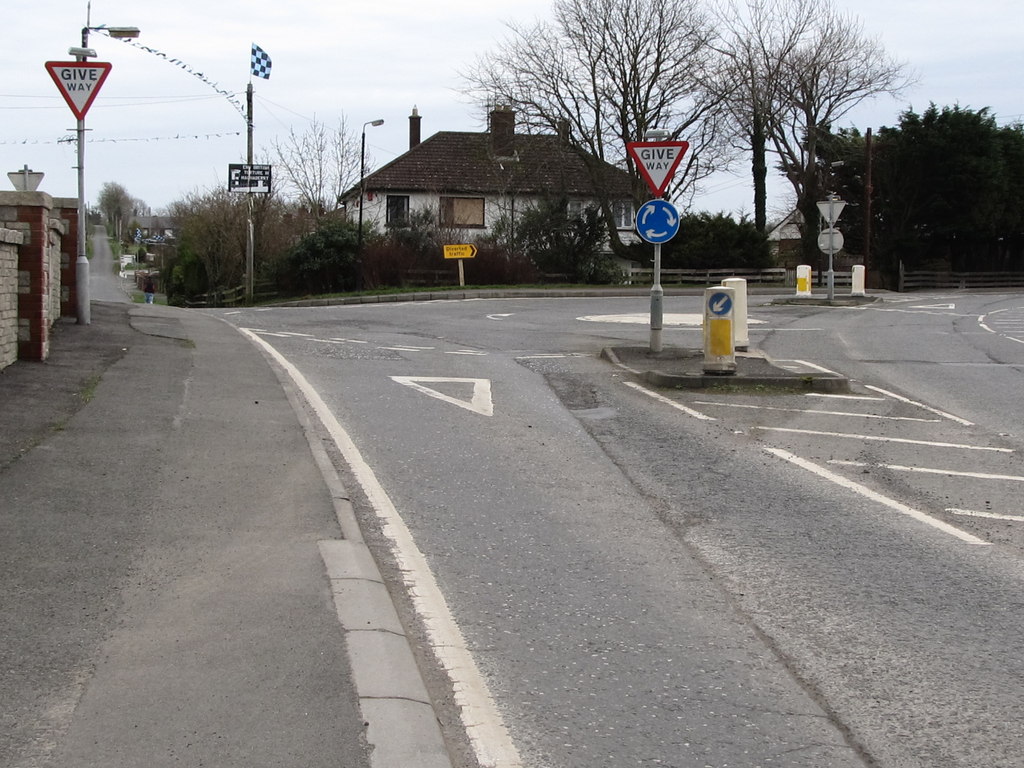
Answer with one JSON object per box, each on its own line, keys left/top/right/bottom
{"left": 650, "top": 242, "right": 663, "bottom": 352}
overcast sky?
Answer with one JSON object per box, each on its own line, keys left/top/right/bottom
{"left": 3, "top": 0, "right": 1022, "bottom": 221}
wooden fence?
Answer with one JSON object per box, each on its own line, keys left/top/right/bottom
{"left": 898, "top": 263, "right": 1024, "bottom": 291}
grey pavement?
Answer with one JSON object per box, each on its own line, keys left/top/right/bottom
{"left": 0, "top": 293, "right": 450, "bottom": 766}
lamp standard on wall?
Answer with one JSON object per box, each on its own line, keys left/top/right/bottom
{"left": 356, "top": 119, "right": 384, "bottom": 291}
{"left": 71, "top": 15, "right": 140, "bottom": 323}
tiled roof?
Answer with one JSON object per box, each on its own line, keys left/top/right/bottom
{"left": 363, "top": 131, "right": 633, "bottom": 198}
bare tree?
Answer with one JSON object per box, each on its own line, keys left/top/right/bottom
{"left": 462, "top": 0, "right": 732, "bottom": 251}
{"left": 271, "top": 116, "right": 360, "bottom": 222}
{"left": 169, "top": 188, "right": 248, "bottom": 291}
{"left": 96, "top": 182, "right": 144, "bottom": 243}
{"left": 767, "top": 0, "right": 913, "bottom": 260}
{"left": 714, "top": 0, "right": 816, "bottom": 232}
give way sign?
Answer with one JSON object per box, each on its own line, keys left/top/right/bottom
{"left": 626, "top": 140, "right": 689, "bottom": 197}
{"left": 44, "top": 61, "right": 112, "bottom": 120}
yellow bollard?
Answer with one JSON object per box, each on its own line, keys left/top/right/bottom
{"left": 796, "top": 264, "right": 812, "bottom": 297}
{"left": 703, "top": 286, "right": 736, "bottom": 374}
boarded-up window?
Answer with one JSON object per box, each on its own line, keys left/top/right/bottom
{"left": 440, "top": 197, "right": 485, "bottom": 228}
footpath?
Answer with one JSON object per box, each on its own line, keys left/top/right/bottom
{"left": 0, "top": 302, "right": 451, "bottom": 768}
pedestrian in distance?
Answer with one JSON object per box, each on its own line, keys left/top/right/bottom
{"left": 143, "top": 275, "right": 156, "bottom": 304}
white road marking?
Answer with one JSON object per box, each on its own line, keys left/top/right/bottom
{"left": 863, "top": 385, "right": 974, "bottom": 426}
{"left": 765, "top": 448, "right": 990, "bottom": 545}
{"left": 692, "top": 401, "right": 940, "bottom": 422}
{"left": 947, "top": 508, "right": 1024, "bottom": 522}
{"left": 391, "top": 376, "right": 494, "bottom": 417}
{"left": 446, "top": 350, "right": 488, "bottom": 356}
{"left": 806, "top": 393, "right": 885, "bottom": 401}
{"left": 578, "top": 312, "right": 765, "bottom": 326}
{"left": 240, "top": 329, "right": 522, "bottom": 767}
{"left": 788, "top": 359, "right": 844, "bottom": 376}
{"left": 979, "top": 308, "right": 1024, "bottom": 344}
{"left": 755, "top": 426, "right": 1012, "bottom": 452}
{"left": 515, "top": 353, "right": 587, "bottom": 360}
{"left": 487, "top": 313, "right": 514, "bottom": 320}
{"left": 624, "top": 382, "right": 715, "bottom": 421}
{"left": 379, "top": 345, "right": 435, "bottom": 352}
{"left": 830, "top": 460, "right": 1024, "bottom": 481}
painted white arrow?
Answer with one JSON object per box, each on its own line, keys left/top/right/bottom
{"left": 390, "top": 376, "right": 494, "bottom": 416}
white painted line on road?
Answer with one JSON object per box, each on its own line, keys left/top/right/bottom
{"left": 379, "top": 345, "right": 435, "bottom": 352}
{"left": 516, "top": 353, "right": 586, "bottom": 360}
{"left": 947, "top": 508, "right": 1024, "bottom": 522}
{"left": 446, "top": 350, "right": 488, "bottom": 356}
{"left": 765, "top": 448, "right": 990, "bottom": 545}
{"left": 391, "top": 376, "right": 494, "bottom": 417}
{"left": 692, "top": 401, "right": 940, "bottom": 422}
{"left": 863, "top": 385, "right": 974, "bottom": 426}
{"left": 240, "top": 329, "right": 521, "bottom": 768}
{"left": 756, "top": 426, "right": 1012, "bottom": 452}
{"left": 788, "top": 359, "right": 844, "bottom": 376}
{"left": 830, "top": 460, "right": 1024, "bottom": 481}
{"left": 624, "top": 382, "right": 715, "bottom": 421}
{"left": 806, "top": 393, "right": 886, "bottom": 401}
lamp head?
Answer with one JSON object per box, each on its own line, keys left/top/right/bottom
{"left": 100, "top": 26, "right": 141, "bottom": 39}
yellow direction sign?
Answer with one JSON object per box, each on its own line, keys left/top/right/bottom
{"left": 444, "top": 244, "right": 478, "bottom": 260}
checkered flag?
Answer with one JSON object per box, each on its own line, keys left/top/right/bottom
{"left": 250, "top": 44, "right": 272, "bottom": 79}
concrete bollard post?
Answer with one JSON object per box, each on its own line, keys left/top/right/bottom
{"left": 703, "top": 286, "right": 737, "bottom": 375}
{"left": 851, "top": 265, "right": 866, "bottom": 297}
{"left": 722, "top": 277, "right": 749, "bottom": 351}
{"left": 796, "top": 265, "right": 812, "bottom": 297}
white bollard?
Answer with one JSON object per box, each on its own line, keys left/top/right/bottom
{"left": 795, "top": 265, "right": 812, "bottom": 297}
{"left": 722, "top": 277, "right": 749, "bottom": 351}
{"left": 851, "top": 265, "right": 866, "bottom": 297}
{"left": 703, "top": 286, "right": 737, "bottom": 374}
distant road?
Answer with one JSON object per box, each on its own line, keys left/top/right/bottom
{"left": 89, "top": 224, "right": 131, "bottom": 304}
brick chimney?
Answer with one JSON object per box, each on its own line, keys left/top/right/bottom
{"left": 489, "top": 106, "right": 515, "bottom": 157}
{"left": 409, "top": 106, "right": 422, "bottom": 150}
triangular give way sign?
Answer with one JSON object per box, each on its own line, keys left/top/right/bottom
{"left": 45, "top": 61, "right": 112, "bottom": 120}
{"left": 627, "top": 140, "right": 690, "bottom": 197}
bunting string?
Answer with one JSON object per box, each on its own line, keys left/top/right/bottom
{"left": 98, "top": 31, "right": 247, "bottom": 119}
{"left": 0, "top": 132, "right": 241, "bottom": 146}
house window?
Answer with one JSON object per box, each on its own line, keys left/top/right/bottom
{"left": 611, "top": 200, "right": 635, "bottom": 230}
{"left": 386, "top": 195, "right": 410, "bottom": 226}
{"left": 440, "top": 197, "right": 485, "bottom": 228}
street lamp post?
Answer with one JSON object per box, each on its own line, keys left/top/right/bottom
{"left": 356, "top": 119, "right": 384, "bottom": 291}
{"left": 72, "top": 18, "right": 140, "bottom": 324}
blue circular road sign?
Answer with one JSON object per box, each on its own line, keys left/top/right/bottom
{"left": 636, "top": 199, "right": 680, "bottom": 244}
{"left": 708, "top": 291, "right": 733, "bottom": 316}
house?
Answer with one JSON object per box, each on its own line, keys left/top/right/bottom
{"left": 348, "top": 107, "right": 637, "bottom": 247}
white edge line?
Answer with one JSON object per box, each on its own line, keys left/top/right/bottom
{"left": 863, "top": 384, "right": 973, "bottom": 426}
{"left": 624, "top": 381, "right": 715, "bottom": 421}
{"left": 239, "top": 329, "right": 522, "bottom": 768}
{"left": 765, "top": 447, "right": 990, "bottom": 545}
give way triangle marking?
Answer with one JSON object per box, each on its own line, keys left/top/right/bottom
{"left": 390, "top": 376, "right": 494, "bottom": 417}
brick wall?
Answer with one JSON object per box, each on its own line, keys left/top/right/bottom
{"left": 0, "top": 191, "right": 74, "bottom": 363}
{"left": 0, "top": 227, "right": 23, "bottom": 371}
{"left": 54, "top": 197, "right": 79, "bottom": 318}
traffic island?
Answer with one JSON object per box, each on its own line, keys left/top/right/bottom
{"left": 602, "top": 346, "right": 850, "bottom": 393}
